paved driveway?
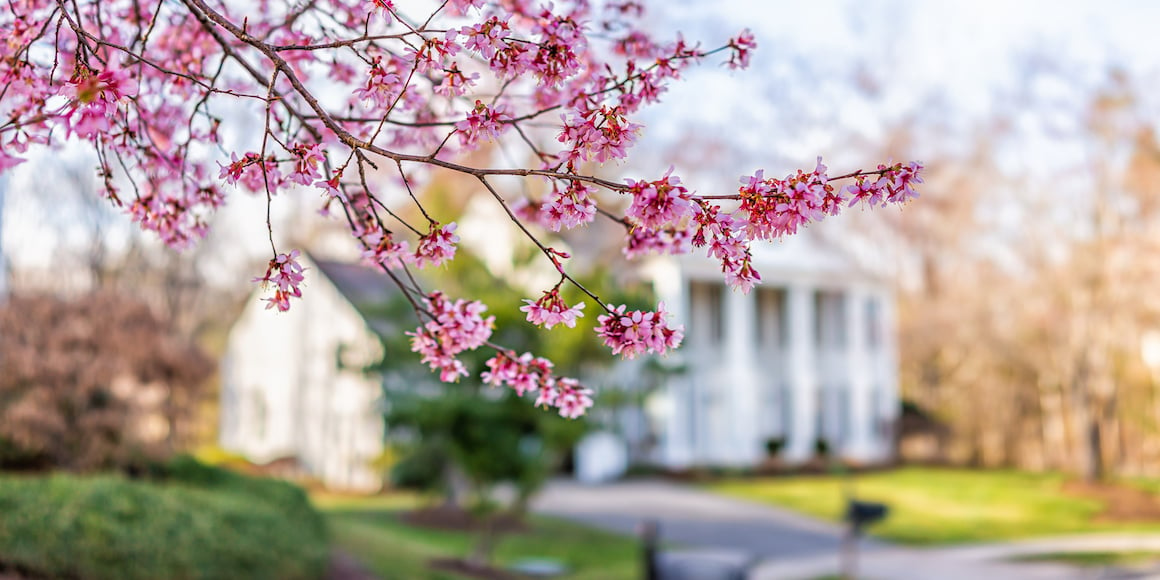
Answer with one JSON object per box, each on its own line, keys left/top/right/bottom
{"left": 532, "top": 478, "right": 875, "bottom": 561}
{"left": 533, "top": 479, "right": 1160, "bottom": 580}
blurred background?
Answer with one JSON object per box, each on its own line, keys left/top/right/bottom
{"left": 5, "top": 1, "right": 1160, "bottom": 579}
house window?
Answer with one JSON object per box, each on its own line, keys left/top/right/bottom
{"left": 755, "top": 287, "right": 787, "bottom": 351}
{"left": 814, "top": 290, "right": 847, "bottom": 350}
{"left": 688, "top": 281, "right": 724, "bottom": 347}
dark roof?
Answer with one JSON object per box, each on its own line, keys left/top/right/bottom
{"left": 311, "top": 256, "right": 403, "bottom": 336}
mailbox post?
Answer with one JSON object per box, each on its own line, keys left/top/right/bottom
{"left": 841, "top": 498, "right": 889, "bottom": 579}
{"left": 640, "top": 519, "right": 660, "bottom": 580}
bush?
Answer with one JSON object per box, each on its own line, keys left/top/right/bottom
{"left": 814, "top": 437, "right": 831, "bottom": 458}
{"left": 764, "top": 437, "right": 787, "bottom": 457}
{"left": 0, "top": 457, "right": 328, "bottom": 580}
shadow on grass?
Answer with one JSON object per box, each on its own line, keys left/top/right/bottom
{"left": 316, "top": 495, "right": 640, "bottom": 580}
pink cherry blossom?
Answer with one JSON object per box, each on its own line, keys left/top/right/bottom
{"left": 288, "top": 143, "right": 326, "bottom": 187}
{"left": 554, "top": 378, "right": 594, "bottom": 419}
{"left": 521, "top": 287, "right": 586, "bottom": 329}
{"left": 58, "top": 65, "right": 137, "bottom": 138}
{"left": 361, "top": 229, "right": 413, "bottom": 270}
{"left": 461, "top": 18, "right": 511, "bottom": 60}
{"left": 455, "top": 100, "right": 511, "bottom": 148}
{"left": 414, "top": 222, "right": 459, "bottom": 268}
{"left": 623, "top": 225, "right": 691, "bottom": 259}
{"left": 253, "top": 250, "right": 306, "bottom": 312}
{"left": 353, "top": 57, "right": 403, "bottom": 109}
{"left": 543, "top": 179, "right": 597, "bottom": 231}
{"left": 408, "top": 291, "right": 495, "bottom": 382}
{"left": 595, "top": 302, "right": 684, "bottom": 359}
{"left": 559, "top": 105, "right": 643, "bottom": 164}
{"left": 727, "top": 29, "right": 757, "bottom": 70}
{"left": 625, "top": 169, "right": 695, "bottom": 230}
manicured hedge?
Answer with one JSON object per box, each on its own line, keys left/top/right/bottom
{"left": 0, "top": 458, "right": 328, "bottom": 580}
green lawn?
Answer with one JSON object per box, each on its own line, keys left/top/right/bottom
{"left": 708, "top": 468, "right": 1160, "bottom": 545}
{"left": 316, "top": 494, "right": 640, "bottom": 580}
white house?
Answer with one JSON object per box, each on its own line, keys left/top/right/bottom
{"left": 219, "top": 256, "right": 393, "bottom": 491}
{"left": 643, "top": 229, "right": 899, "bottom": 468}
{"left": 220, "top": 228, "right": 899, "bottom": 489}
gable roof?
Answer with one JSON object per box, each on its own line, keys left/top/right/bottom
{"left": 311, "top": 256, "right": 403, "bottom": 337}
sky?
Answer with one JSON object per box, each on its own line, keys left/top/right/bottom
{"left": 5, "top": 0, "right": 1160, "bottom": 288}
{"left": 637, "top": 0, "right": 1160, "bottom": 182}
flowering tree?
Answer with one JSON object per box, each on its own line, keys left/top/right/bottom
{"left": 2, "top": 0, "right": 922, "bottom": 418}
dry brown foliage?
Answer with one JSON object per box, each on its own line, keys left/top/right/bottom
{"left": 0, "top": 292, "right": 213, "bottom": 471}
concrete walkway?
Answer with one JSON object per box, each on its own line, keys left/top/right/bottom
{"left": 752, "top": 535, "right": 1160, "bottom": 579}
{"left": 533, "top": 479, "right": 1160, "bottom": 580}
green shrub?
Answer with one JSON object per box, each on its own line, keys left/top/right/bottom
{"left": 0, "top": 458, "right": 328, "bottom": 580}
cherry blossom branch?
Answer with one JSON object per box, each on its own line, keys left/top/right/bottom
{"left": 476, "top": 175, "right": 610, "bottom": 311}
{"left": 2, "top": 0, "right": 921, "bottom": 419}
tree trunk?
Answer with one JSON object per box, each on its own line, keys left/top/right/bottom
{"left": 1071, "top": 352, "right": 1106, "bottom": 482}
{"left": 466, "top": 514, "right": 498, "bottom": 570}
{"left": 1083, "top": 410, "right": 1104, "bottom": 482}
{"left": 443, "top": 464, "right": 470, "bottom": 508}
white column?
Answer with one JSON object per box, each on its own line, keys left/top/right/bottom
{"left": 663, "top": 377, "right": 694, "bottom": 468}
{"left": 725, "top": 287, "right": 761, "bottom": 465}
{"left": 648, "top": 261, "right": 692, "bottom": 468}
{"left": 844, "top": 287, "right": 874, "bottom": 461}
{"left": 784, "top": 284, "right": 818, "bottom": 462}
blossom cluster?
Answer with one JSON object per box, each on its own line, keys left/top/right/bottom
{"left": 413, "top": 222, "right": 460, "bottom": 269}
{"left": 252, "top": 250, "right": 306, "bottom": 312}
{"left": 736, "top": 158, "right": 841, "bottom": 241}
{"left": 521, "top": 287, "right": 586, "bottom": 329}
{"left": 843, "top": 162, "right": 925, "bottom": 207}
{"left": 543, "top": 179, "right": 598, "bottom": 231}
{"left": 625, "top": 169, "right": 695, "bottom": 230}
{"left": 361, "top": 228, "right": 412, "bottom": 270}
{"left": 558, "top": 105, "right": 643, "bottom": 165}
{"left": 59, "top": 65, "right": 137, "bottom": 138}
{"left": 595, "top": 303, "right": 685, "bottom": 359}
{"left": 482, "top": 351, "right": 593, "bottom": 418}
{"left": 618, "top": 159, "right": 929, "bottom": 294}
{"left": 455, "top": 100, "right": 511, "bottom": 147}
{"left": 690, "top": 201, "right": 760, "bottom": 292}
{"left": 408, "top": 292, "right": 495, "bottom": 382}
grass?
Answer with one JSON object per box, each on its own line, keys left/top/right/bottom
{"left": 316, "top": 494, "right": 640, "bottom": 580}
{"left": 708, "top": 467, "right": 1160, "bottom": 545}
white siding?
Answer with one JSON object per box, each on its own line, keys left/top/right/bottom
{"left": 221, "top": 256, "right": 385, "bottom": 491}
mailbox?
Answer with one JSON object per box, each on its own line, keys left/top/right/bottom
{"left": 846, "top": 500, "right": 889, "bottom": 535}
